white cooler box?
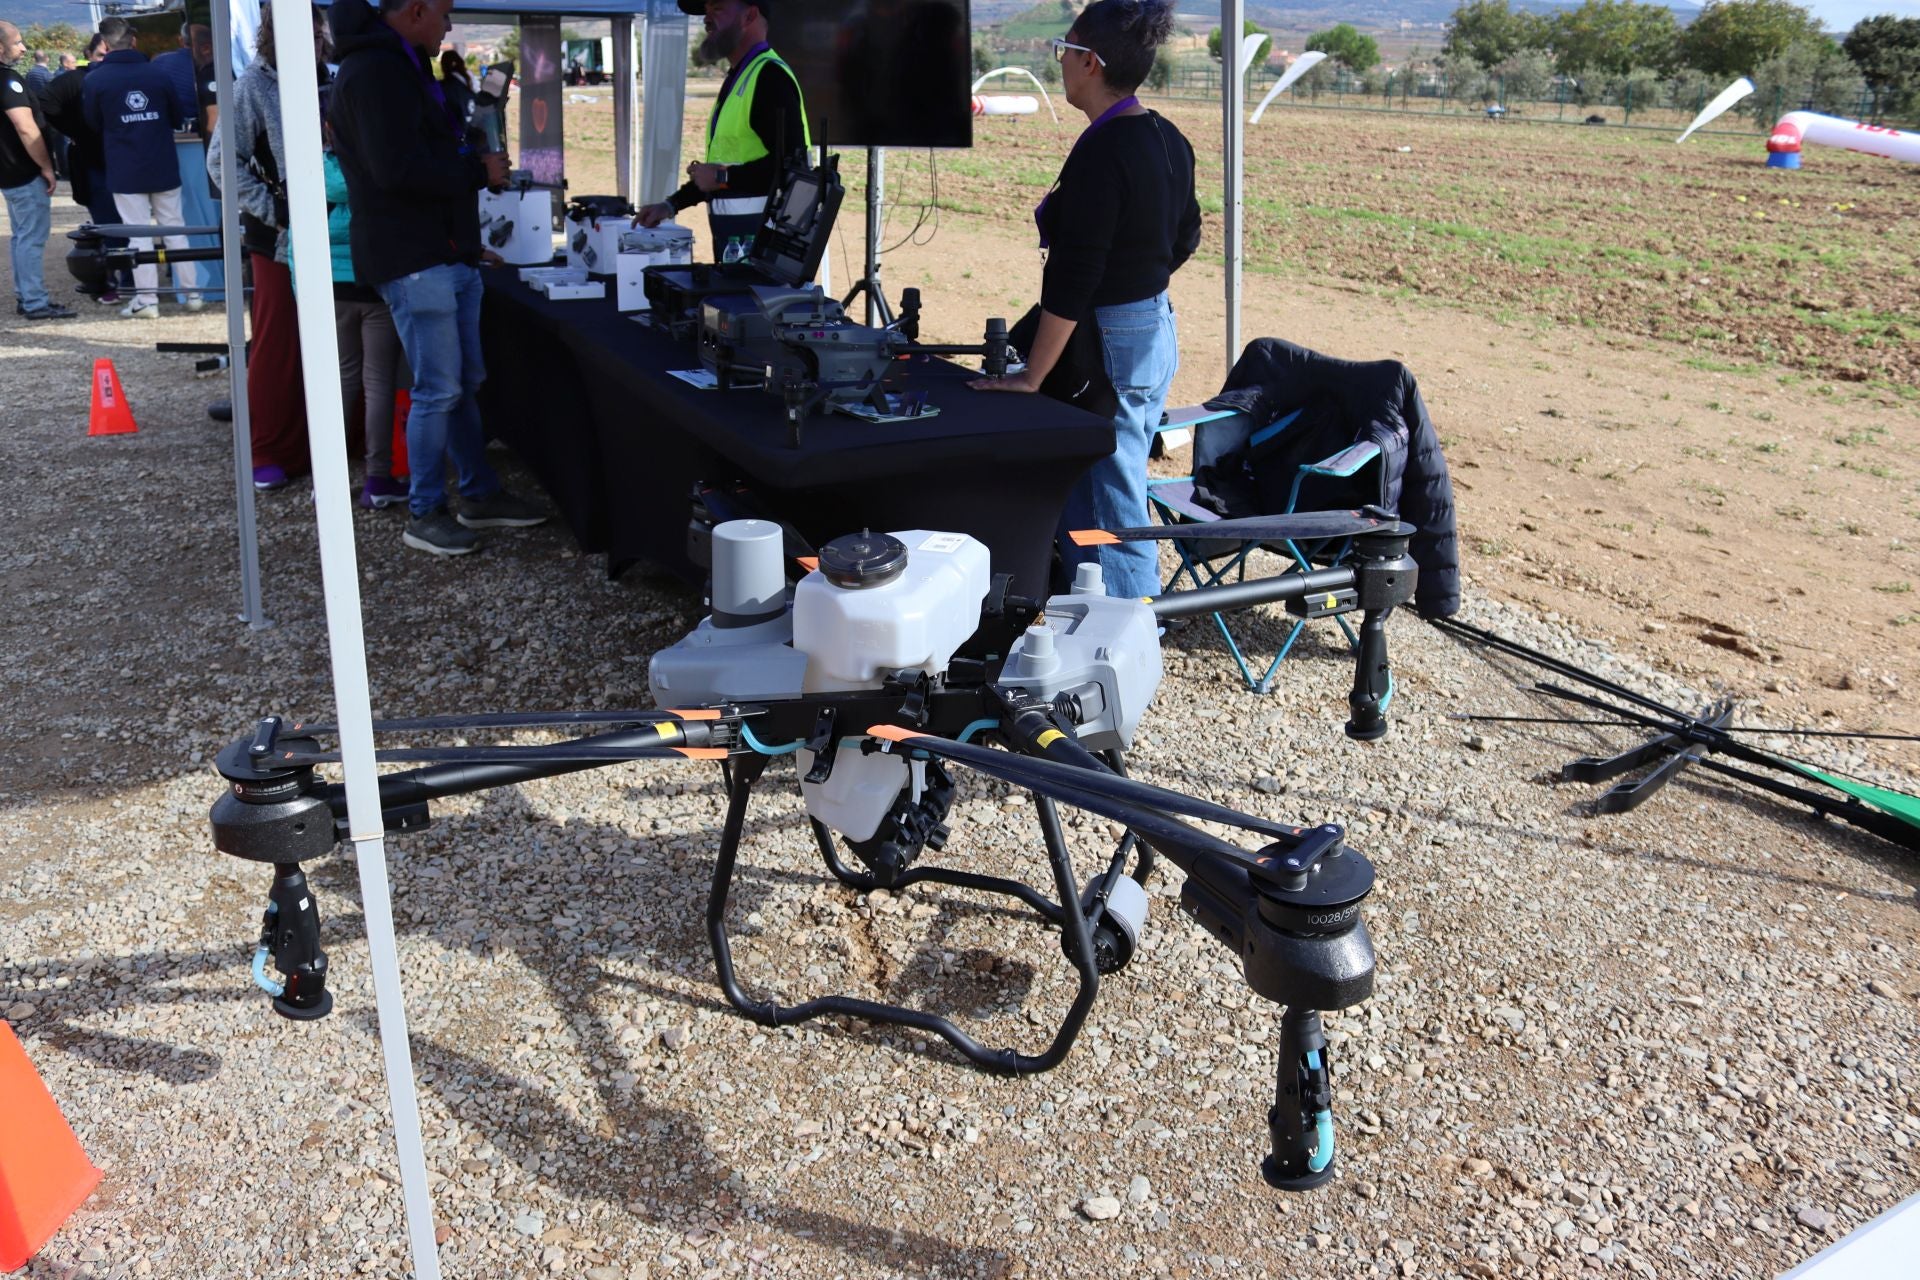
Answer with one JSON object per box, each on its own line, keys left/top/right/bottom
{"left": 566, "top": 213, "right": 637, "bottom": 276}
{"left": 477, "top": 187, "right": 555, "bottom": 267}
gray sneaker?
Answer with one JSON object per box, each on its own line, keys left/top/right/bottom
{"left": 403, "top": 510, "right": 481, "bottom": 556}
{"left": 457, "top": 490, "right": 549, "bottom": 529}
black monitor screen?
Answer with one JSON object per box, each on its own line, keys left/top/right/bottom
{"left": 767, "top": 0, "right": 972, "bottom": 150}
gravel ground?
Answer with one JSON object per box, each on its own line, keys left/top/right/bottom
{"left": 3, "top": 199, "right": 1917, "bottom": 1280}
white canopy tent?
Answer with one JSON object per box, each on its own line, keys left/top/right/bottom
{"left": 248, "top": 3, "right": 1267, "bottom": 1274}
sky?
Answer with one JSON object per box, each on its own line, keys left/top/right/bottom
{"left": 1801, "top": 0, "right": 1920, "bottom": 29}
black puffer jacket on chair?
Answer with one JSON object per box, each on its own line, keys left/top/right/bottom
{"left": 1200, "top": 338, "right": 1460, "bottom": 620}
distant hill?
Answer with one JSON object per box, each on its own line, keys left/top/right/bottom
{"left": 10, "top": 1, "right": 94, "bottom": 37}
{"left": 987, "top": 0, "right": 1702, "bottom": 34}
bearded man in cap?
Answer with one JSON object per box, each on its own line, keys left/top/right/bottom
{"left": 636, "top": 0, "right": 809, "bottom": 258}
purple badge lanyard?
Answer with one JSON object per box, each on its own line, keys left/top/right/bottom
{"left": 1034, "top": 95, "right": 1138, "bottom": 252}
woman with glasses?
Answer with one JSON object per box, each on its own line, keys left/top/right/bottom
{"left": 972, "top": 0, "right": 1199, "bottom": 601}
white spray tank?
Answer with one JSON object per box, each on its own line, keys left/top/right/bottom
{"left": 792, "top": 531, "right": 991, "bottom": 841}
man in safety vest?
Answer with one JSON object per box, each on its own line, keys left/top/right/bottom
{"left": 636, "top": 0, "right": 809, "bottom": 258}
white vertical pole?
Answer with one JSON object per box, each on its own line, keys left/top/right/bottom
{"left": 1222, "top": 0, "right": 1243, "bottom": 376}
{"left": 613, "top": 16, "right": 636, "bottom": 205}
{"left": 268, "top": 2, "right": 441, "bottom": 1277}
{"left": 211, "top": 0, "right": 267, "bottom": 629}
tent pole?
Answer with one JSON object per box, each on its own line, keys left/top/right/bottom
{"left": 1222, "top": 0, "right": 1243, "bottom": 377}
{"left": 613, "top": 15, "right": 636, "bottom": 205}
{"left": 212, "top": 0, "right": 267, "bottom": 629}
{"left": 268, "top": 2, "right": 441, "bottom": 1276}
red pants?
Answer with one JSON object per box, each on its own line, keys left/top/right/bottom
{"left": 247, "top": 253, "right": 309, "bottom": 473}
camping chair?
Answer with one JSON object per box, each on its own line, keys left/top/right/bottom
{"left": 1148, "top": 407, "right": 1384, "bottom": 693}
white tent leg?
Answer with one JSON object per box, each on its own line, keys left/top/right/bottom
{"left": 212, "top": 0, "right": 266, "bottom": 628}
{"left": 1222, "top": 0, "right": 1243, "bottom": 377}
{"left": 613, "top": 16, "right": 637, "bottom": 205}
{"left": 268, "top": 1, "right": 441, "bottom": 1275}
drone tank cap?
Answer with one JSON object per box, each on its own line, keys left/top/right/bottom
{"left": 819, "top": 529, "right": 909, "bottom": 589}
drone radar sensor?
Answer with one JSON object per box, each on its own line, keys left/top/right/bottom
{"left": 211, "top": 517, "right": 1421, "bottom": 1189}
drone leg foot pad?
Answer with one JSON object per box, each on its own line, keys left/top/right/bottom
{"left": 272, "top": 991, "right": 333, "bottom": 1021}
{"left": 1261, "top": 1156, "right": 1337, "bottom": 1192}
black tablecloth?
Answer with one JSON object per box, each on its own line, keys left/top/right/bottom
{"left": 477, "top": 272, "right": 1115, "bottom": 597}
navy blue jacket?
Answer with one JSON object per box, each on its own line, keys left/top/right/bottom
{"left": 83, "top": 50, "right": 191, "bottom": 194}
{"left": 1201, "top": 339, "right": 1461, "bottom": 620}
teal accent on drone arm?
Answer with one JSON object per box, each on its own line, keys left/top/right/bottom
{"left": 251, "top": 902, "right": 286, "bottom": 997}
{"left": 1305, "top": 1049, "right": 1334, "bottom": 1173}
{"left": 742, "top": 724, "right": 803, "bottom": 756}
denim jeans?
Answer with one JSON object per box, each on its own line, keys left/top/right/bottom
{"left": 377, "top": 263, "right": 501, "bottom": 517}
{"left": 3, "top": 179, "right": 51, "bottom": 313}
{"left": 1057, "top": 291, "right": 1178, "bottom": 601}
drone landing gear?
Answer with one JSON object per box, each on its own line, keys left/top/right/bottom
{"left": 1264, "top": 1007, "right": 1337, "bottom": 1189}
{"left": 706, "top": 751, "right": 1143, "bottom": 1073}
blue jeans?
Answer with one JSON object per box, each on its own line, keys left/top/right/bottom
{"left": 1057, "top": 292, "right": 1178, "bottom": 601}
{"left": 378, "top": 263, "right": 501, "bottom": 518}
{"left": 3, "top": 179, "right": 51, "bottom": 313}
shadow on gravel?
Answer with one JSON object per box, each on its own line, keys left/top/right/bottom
{"left": 405, "top": 1033, "right": 997, "bottom": 1275}
{"left": 39, "top": 1020, "right": 222, "bottom": 1084}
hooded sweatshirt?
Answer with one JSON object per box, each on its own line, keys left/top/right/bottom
{"left": 324, "top": 0, "right": 485, "bottom": 286}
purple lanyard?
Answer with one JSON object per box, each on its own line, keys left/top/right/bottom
{"left": 401, "top": 39, "right": 460, "bottom": 137}
{"left": 1034, "top": 96, "right": 1139, "bottom": 250}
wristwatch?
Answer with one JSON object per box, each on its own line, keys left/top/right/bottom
{"left": 716, "top": 165, "right": 729, "bottom": 189}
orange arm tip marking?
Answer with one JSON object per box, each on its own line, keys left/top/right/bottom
{"left": 672, "top": 747, "right": 729, "bottom": 760}
{"left": 795, "top": 556, "right": 820, "bottom": 571}
{"left": 665, "top": 708, "right": 722, "bottom": 720}
{"left": 864, "top": 724, "right": 922, "bottom": 743}
{"left": 1069, "top": 529, "right": 1119, "bottom": 547}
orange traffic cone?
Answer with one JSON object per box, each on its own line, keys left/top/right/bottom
{"left": 87, "top": 358, "right": 137, "bottom": 437}
{"left": 0, "top": 1022, "right": 102, "bottom": 1272}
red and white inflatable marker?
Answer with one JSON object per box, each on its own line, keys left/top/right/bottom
{"left": 1765, "top": 111, "right": 1920, "bottom": 169}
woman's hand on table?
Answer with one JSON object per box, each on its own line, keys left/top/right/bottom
{"left": 968, "top": 369, "right": 1042, "bottom": 394}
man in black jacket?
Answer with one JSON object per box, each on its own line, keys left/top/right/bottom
{"left": 327, "top": 0, "right": 545, "bottom": 557}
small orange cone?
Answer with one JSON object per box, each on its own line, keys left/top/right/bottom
{"left": 0, "top": 1022, "right": 102, "bottom": 1272}
{"left": 87, "top": 358, "right": 137, "bottom": 437}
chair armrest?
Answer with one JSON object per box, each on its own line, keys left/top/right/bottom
{"left": 1299, "top": 441, "right": 1381, "bottom": 479}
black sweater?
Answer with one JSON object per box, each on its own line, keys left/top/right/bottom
{"left": 326, "top": 2, "right": 486, "bottom": 286}
{"left": 1040, "top": 111, "right": 1201, "bottom": 321}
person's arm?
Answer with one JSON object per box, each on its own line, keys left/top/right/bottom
{"left": 227, "top": 81, "right": 279, "bottom": 228}
{"left": 169, "top": 65, "right": 195, "bottom": 131}
{"left": 4, "top": 106, "right": 55, "bottom": 191}
{"left": 1171, "top": 136, "right": 1201, "bottom": 273}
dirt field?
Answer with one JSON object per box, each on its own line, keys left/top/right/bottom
{"left": 561, "top": 86, "right": 1918, "bottom": 768}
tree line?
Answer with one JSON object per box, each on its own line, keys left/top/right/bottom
{"left": 1436, "top": 0, "right": 1917, "bottom": 121}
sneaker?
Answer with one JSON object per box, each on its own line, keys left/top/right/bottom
{"left": 404, "top": 509, "right": 481, "bottom": 556}
{"left": 119, "top": 301, "right": 160, "bottom": 320}
{"left": 456, "top": 491, "right": 548, "bottom": 529}
{"left": 95, "top": 289, "right": 121, "bottom": 306}
{"left": 208, "top": 400, "right": 233, "bottom": 423}
{"left": 359, "top": 475, "right": 409, "bottom": 510}
{"left": 253, "top": 464, "right": 291, "bottom": 491}
{"left": 23, "top": 302, "right": 76, "bottom": 320}
{"left": 183, "top": 294, "right": 206, "bottom": 312}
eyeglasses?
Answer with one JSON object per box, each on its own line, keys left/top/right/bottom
{"left": 1051, "top": 38, "right": 1106, "bottom": 67}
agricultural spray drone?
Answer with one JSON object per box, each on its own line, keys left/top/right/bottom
{"left": 210, "top": 511, "right": 1416, "bottom": 1188}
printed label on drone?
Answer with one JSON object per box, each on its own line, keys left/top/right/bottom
{"left": 919, "top": 533, "right": 967, "bottom": 554}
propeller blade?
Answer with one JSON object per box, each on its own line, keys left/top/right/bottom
{"left": 273, "top": 743, "right": 727, "bottom": 766}
{"left": 866, "top": 725, "right": 1302, "bottom": 842}
{"left": 289, "top": 707, "right": 725, "bottom": 736}
{"left": 1072, "top": 509, "right": 1389, "bottom": 547}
